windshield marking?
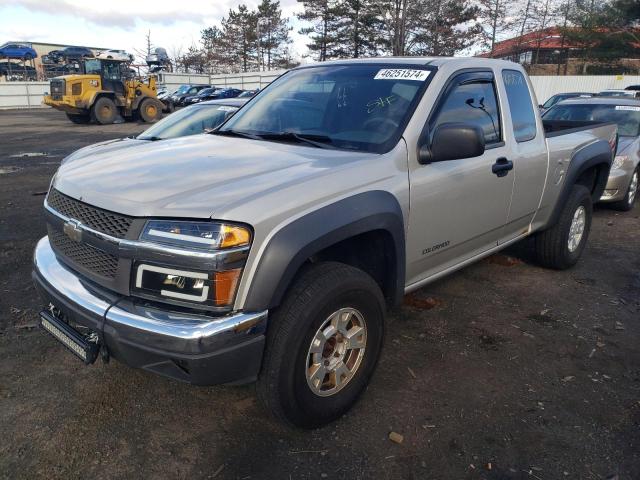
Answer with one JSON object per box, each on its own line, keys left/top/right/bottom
{"left": 366, "top": 95, "right": 397, "bottom": 113}
{"left": 374, "top": 69, "right": 430, "bottom": 81}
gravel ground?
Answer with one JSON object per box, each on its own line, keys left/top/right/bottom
{"left": 0, "top": 109, "right": 639, "bottom": 480}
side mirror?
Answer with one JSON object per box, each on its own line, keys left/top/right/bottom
{"left": 419, "top": 123, "right": 486, "bottom": 164}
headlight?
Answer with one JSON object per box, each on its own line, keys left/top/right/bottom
{"left": 134, "top": 220, "right": 251, "bottom": 308}
{"left": 612, "top": 155, "right": 628, "bottom": 170}
{"left": 141, "top": 220, "right": 250, "bottom": 250}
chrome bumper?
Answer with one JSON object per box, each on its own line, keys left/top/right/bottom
{"left": 33, "top": 236, "right": 268, "bottom": 385}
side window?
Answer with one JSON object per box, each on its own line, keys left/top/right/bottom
{"left": 431, "top": 74, "right": 501, "bottom": 145}
{"left": 502, "top": 70, "right": 536, "bottom": 142}
{"left": 102, "top": 62, "right": 120, "bottom": 81}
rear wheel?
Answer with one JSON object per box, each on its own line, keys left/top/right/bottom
{"left": 611, "top": 168, "right": 638, "bottom": 212}
{"left": 91, "top": 96, "right": 117, "bottom": 124}
{"left": 139, "top": 98, "right": 162, "bottom": 123}
{"left": 66, "top": 113, "right": 90, "bottom": 124}
{"left": 256, "top": 262, "right": 385, "bottom": 429}
{"left": 534, "top": 184, "right": 592, "bottom": 270}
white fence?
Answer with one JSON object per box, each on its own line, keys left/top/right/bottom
{"left": 2, "top": 72, "right": 640, "bottom": 110}
{"left": 0, "top": 81, "right": 49, "bottom": 109}
{"left": 529, "top": 75, "right": 640, "bottom": 104}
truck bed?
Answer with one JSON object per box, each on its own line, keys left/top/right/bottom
{"left": 543, "top": 119, "right": 614, "bottom": 138}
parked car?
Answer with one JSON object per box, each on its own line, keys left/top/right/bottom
{"left": 171, "top": 84, "right": 211, "bottom": 106}
{"left": 625, "top": 85, "right": 640, "bottom": 91}
{"left": 61, "top": 46, "right": 94, "bottom": 60}
{"left": 543, "top": 97, "right": 640, "bottom": 211}
{"left": 182, "top": 87, "right": 217, "bottom": 105}
{"left": 184, "top": 87, "right": 243, "bottom": 104}
{"left": 96, "top": 49, "right": 134, "bottom": 62}
{"left": 539, "top": 92, "right": 593, "bottom": 112}
{"left": 598, "top": 89, "right": 640, "bottom": 99}
{"left": 0, "top": 43, "right": 37, "bottom": 60}
{"left": 34, "top": 57, "right": 616, "bottom": 428}
{"left": 237, "top": 89, "right": 259, "bottom": 98}
{"left": 146, "top": 47, "right": 169, "bottom": 65}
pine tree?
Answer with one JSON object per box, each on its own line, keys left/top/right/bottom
{"left": 297, "top": 0, "right": 342, "bottom": 61}
{"left": 257, "top": 0, "right": 292, "bottom": 70}
{"left": 221, "top": 5, "right": 258, "bottom": 72}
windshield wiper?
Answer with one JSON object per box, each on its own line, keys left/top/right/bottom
{"left": 259, "top": 131, "right": 337, "bottom": 149}
{"left": 140, "top": 136, "right": 163, "bottom": 141}
{"left": 213, "top": 129, "right": 261, "bottom": 140}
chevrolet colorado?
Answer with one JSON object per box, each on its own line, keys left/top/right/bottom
{"left": 33, "top": 58, "right": 617, "bottom": 428}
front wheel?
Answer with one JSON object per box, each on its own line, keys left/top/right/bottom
{"left": 91, "top": 96, "right": 117, "bottom": 124}
{"left": 534, "top": 184, "right": 592, "bottom": 270}
{"left": 611, "top": 168, "right": 638, "bottom": 212}
{"left": 138, "top": 98, "right": 162, "bottom": 123}
{"left": 256, "top": 262, "right": 385, "bottom": 429}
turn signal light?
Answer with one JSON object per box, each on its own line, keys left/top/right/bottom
{"left": 220, "top": 225, "right": 251, "bottom": 248}
{"left": 213, "top": 269, "right": 242, "bottom": 306}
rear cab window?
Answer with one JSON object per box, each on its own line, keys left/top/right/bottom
{"left": 502, "top": 70, "right": 537, "bottom": 142}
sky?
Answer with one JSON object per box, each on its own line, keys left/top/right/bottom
{"left": 0, "top": 0, "right": 311, "bottom": 62}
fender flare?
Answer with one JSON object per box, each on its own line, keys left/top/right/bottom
{"left": 547, "top": 139, "right": 613, "bottom": 228}
{"left": 242, "top": 191, "right": 406, "bottom": 312}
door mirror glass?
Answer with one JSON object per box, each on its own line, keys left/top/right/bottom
{"left": 419, "top": 122, "right": 485, "bottom": 164}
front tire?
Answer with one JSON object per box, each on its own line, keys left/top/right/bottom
{"left": 91, "top": 96, "right": 117, "bottom": 124}
{"left": 534, "top": 184, "right": 592, "bottom": 270}
{"left": 611, "top": 168, "right": 638, "bottom": 212}
{"left": 139, "top": 98, "right": 162, "bottom": 123}
{"left": 256, "top": 262, "right": 385, "bottom": 429}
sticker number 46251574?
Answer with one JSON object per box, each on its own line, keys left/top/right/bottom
{"left": 374, "top": 69, "right": 431, "bottom": 81}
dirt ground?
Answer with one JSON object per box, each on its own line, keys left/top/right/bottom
{"left": 0, "top": 108, "right": 639, "bottom": 480}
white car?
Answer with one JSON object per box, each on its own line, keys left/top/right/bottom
{"left": 95, "top": 49, "right": 134, "bottom": 62}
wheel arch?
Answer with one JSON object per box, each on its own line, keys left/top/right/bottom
{"left": 242, "top": 191, "right": 406, "bottom": 312}
{"left": 547, "top": 139, "right": 613, "bottom": 227}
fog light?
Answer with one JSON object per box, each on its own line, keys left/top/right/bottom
{"left": 135, "top": 264, "right": 211, "bottom": 302}
{"left": 601, "top": 189, "right": 618, "bottom": 198}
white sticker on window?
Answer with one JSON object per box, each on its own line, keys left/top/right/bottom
{"left": 615, "top": 105, "right": 640, "bottom": 111}
{"left": 217, "top": 106, "right": 238, "bottom": 112}
{"left": 374, "top": 69, "right": 430, "bottom": 81}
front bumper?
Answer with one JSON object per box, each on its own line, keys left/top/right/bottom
{"left": 600, "top": 166, "right": 634, "bottom": 202}
{"left": 43, "top": 95, "right": 86, "bottom": 114}
{"left": 33, "top": 236, "right": 268, "bottom": 385}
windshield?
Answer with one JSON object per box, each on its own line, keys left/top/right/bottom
{"left": 138, "top": 104, "right": 239, "bottom": 140}
{"left": 544, "top": 103, "right": 640, "bottom": 136}
{"left": 84, "top": 59, "right": 101, "bottom": 74}
{"left": 217, "top": 64, "right": 434, "bottom": 153}
{"left": 175, "top": 85, "right": 190, "bottom": 94}
{"left": 198, "top": 88, "right": 215, "bottom": 96}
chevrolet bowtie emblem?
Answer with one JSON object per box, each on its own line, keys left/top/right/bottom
{"left": 63, "top": 219, "right": 83, "bottom": 242}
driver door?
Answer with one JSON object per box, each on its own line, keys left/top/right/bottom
{"left": 406, "top": 70, "right": 515, "bottom": 286}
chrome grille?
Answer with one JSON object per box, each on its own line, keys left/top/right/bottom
{"left": 47, "top": 189, "right": 133, "bottom": 239}
{"left": 48, "top": 227, "right": 118, "bottom": 278}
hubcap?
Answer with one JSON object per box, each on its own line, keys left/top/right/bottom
{"left": 306, "top": 307, "right": 367, "bottom": 397}
{"left": 628, "top": 171, "right": 638, "bottom": 205}
{"left": 568, "top": 205, "right": 586, "bottom": 253}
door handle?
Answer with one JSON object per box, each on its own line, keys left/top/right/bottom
{"left": 492, "top": 157, "right": 513, "bottom": 177}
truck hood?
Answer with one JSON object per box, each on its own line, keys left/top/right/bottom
{"left": 53, "top": 134, "right": 371, "bottom": 218}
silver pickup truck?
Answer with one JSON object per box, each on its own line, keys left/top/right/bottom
{"left": 33, "top": 58, "right": 617, "bottom": 428}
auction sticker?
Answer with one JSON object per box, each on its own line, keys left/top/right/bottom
{"left": 374, "top": 69, "right": 430, "bottom": 81}
{"left": 217, "top": 106, "right": 237, "bottom": 112}
{"left": 615, "top": 105, "right": 640, "bottom": 111}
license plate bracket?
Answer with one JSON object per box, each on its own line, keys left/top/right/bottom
{"left": 40, "top": 310, "right": 100, "bottom": 364}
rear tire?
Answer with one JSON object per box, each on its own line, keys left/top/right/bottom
{"left": 65, "top": 113, "right": 90, "bottom": 124}
{"left": 139, "top": 98, "right": 162, "bottom": 123}
{"left": 91, "top": 96, "right": 117, "bottom": 124}
{"left": 534, "top": 184, "right": 592, "bottom": 270}
{"left": 610, "top": 168, "right": 638, "bottom": 212}
{"left": 256, "top": 262, "right": 385, "bottom": 429}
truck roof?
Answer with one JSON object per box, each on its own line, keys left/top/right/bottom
{"left": 296, "top": 56, "right": 521, "bottom": 69}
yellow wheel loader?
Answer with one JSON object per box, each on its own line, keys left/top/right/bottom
{"left": 44, "top": 59, "right": 163, "bottom": 125}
